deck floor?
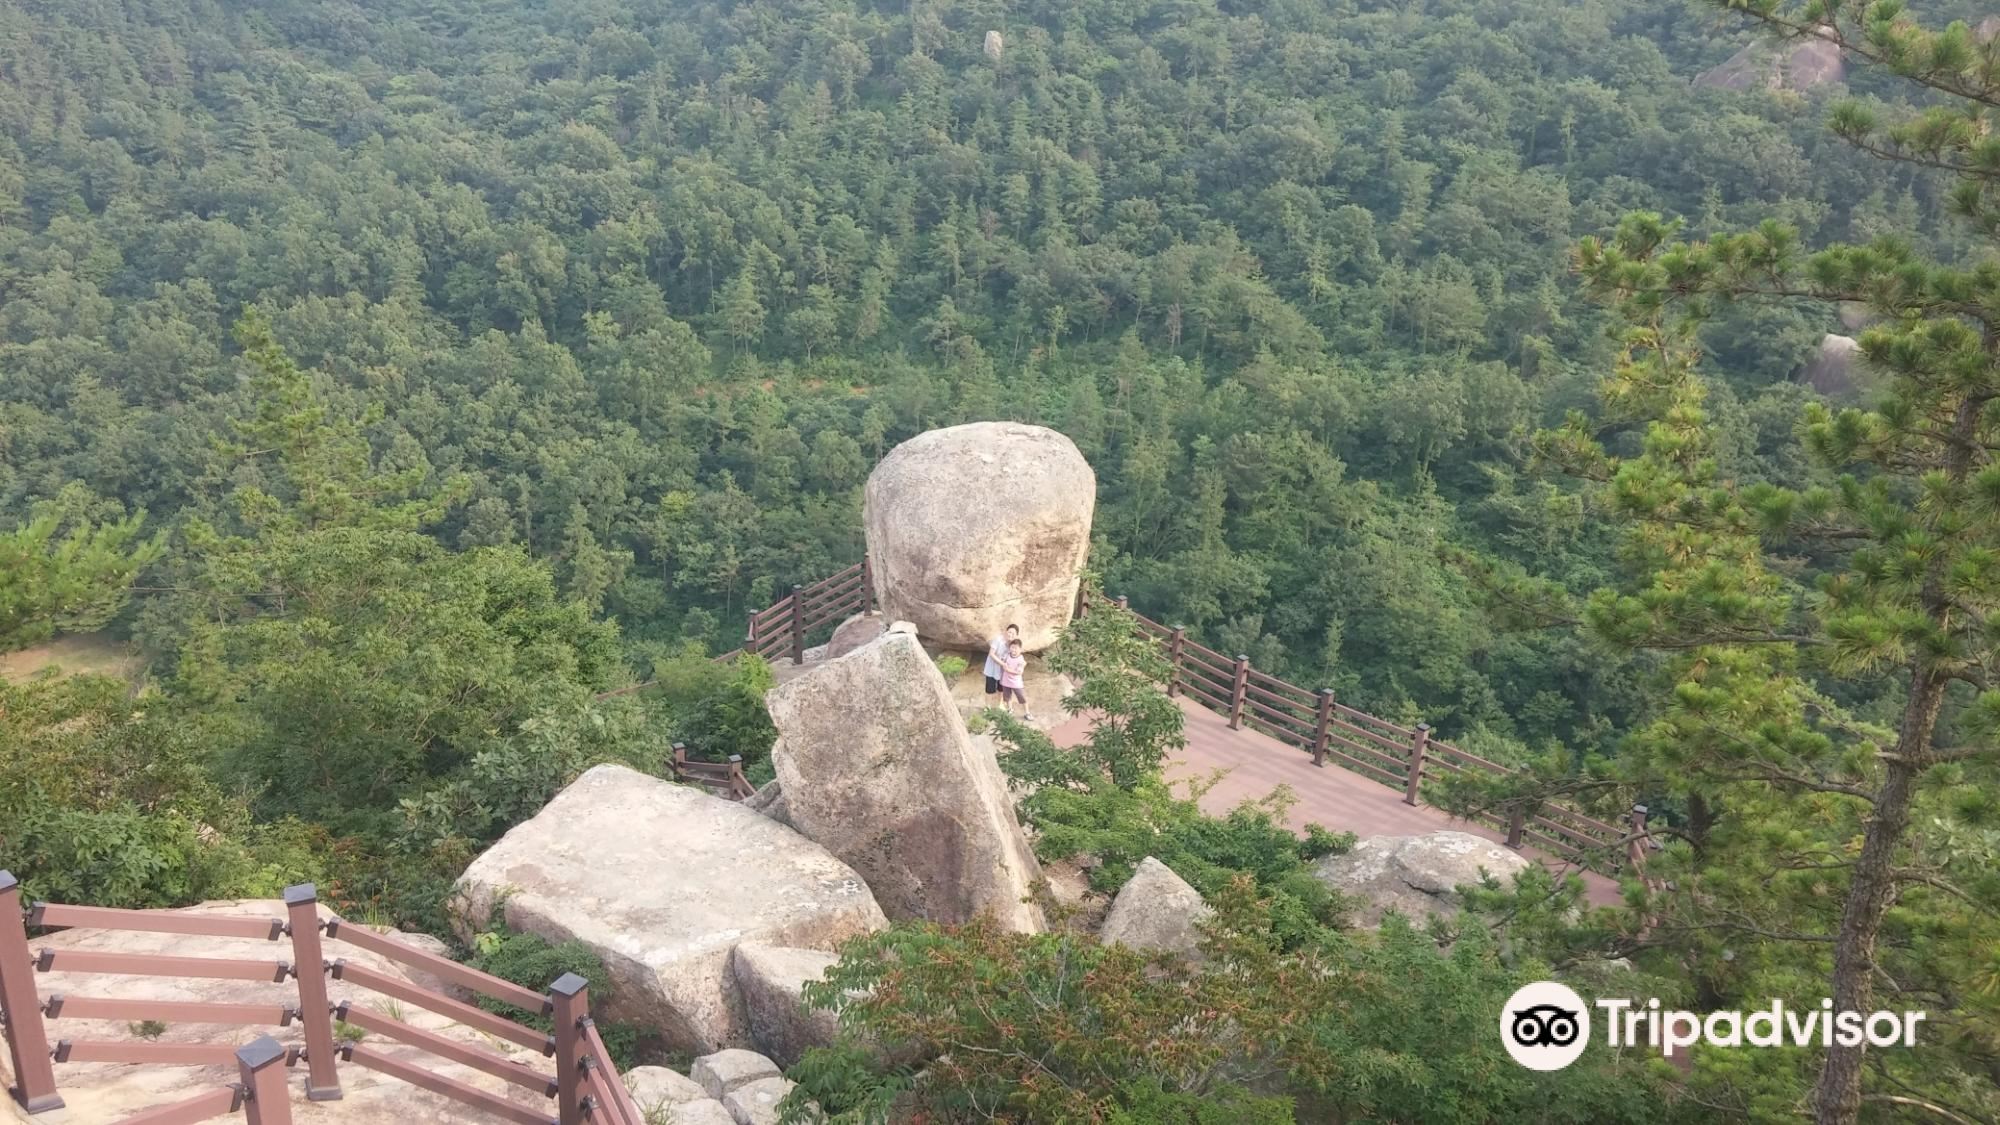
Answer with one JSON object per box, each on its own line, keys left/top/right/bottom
{"left": 1048, "top": 696, "right": 1622, "bottom": 907}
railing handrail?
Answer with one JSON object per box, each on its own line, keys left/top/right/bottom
{"left": 1073, "top": 588, "right": 1649, "bottom": 871}
{"left": 598, "top": 557, "right": 1648, "bottom": 858}
{"left": 0, "top": 877, "right": 635, "bottom": 1125}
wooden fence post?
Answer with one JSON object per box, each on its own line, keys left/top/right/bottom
{"left": 1311, "top": 690, "right": 1334, "bottom": 767}
{"left": 789, "top": 584, "right": 805, "bottom": 664}
{"left": 745, "top": 609, "right": 760, "bottom": 658}
{"left": 0, "top": 872, "right": 62, "bottom": 1113}
{"left": 237, "top": 1036, "right": 294, "bottom": 1125}
{"left": 1404, "top": 723, "right": 1430, "bottom": 807}
{"left": 1073, "top": 586, "right": 1086, "bottom": 620}
{"left": 1115, "top": 594, "right": 1129, "bottom": 611}
{"left": 1627, "top": 804, "right": 1650, "bottom": 873}
{"left": 282, "top": 885, "right": 341, "bottom": 1102}
{"left": 1505, "top": 806, "right": 1526, "bottom": 850}
{"left": 549, "top": 973, "right": 588, "bottom": 1125}
{"left": 1166, "top": 626, "right": 1186, "bottom": 697}
{"left": 1228, "top": 655, "right": 1249, "bottom": 730}
{"left": 860, "top": 553, "right": 874, "bottom": 615}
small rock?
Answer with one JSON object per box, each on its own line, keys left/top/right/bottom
{"left": 733, "top": 943, "right": 843, "bottom": 1067}
{"left": 625, "top": 1065, "right": 710, "bottom": 1106}
{"left": 1098, "top": 857, "right": 1212, "bottom": 959}
{"left": 1311, "top": 831, "right": 1532, "bottom": 927}
{"left": 724, "top": 1075, "right": 799, "bottom": 1125}
{"left": 984, "top": 30, "right": 1004, "bottom": 61}
{"left": 825, "top": 613, "right": 886, "bottom": 658}
{"left": 692, "top": 1049, "right": 781, "bottom": 1099}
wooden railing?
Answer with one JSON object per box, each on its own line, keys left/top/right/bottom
{"left": 0, "top": 874, "right": 645, "bottom": 1125}
{"left": 1075, "top": 590, "right": 1650, "bottom": 873}
{"left": 743, "top": 557, "right": 872, "bottom": 664}
{"left": 598, "top": 555, "right": 1648, "bottom": 869}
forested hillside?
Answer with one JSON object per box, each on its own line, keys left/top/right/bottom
{"left": 6, "top": 0, "right": 1972, "bottom": 751}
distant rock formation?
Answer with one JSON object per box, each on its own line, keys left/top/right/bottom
{"left": 1311, "top": 831, "right": 1531, "bottom": 927}
{"left": 1695, "top": 35, "right": 1844, "bottom": 92}
{"left": 453, "top": 764, "right": 886, "bottom": 1054}
{"left": 863, "top": 421, "right": 1095, "bottom": 652}
{"left": 1797, "top": 332, "right": 1864, "bottom": 398}
{"left": 1098, "top": 857, "right": 1213, "bottom": 959}
{"left": 765, "top": 628, "right": 1046, "bottom": 932}
{"left": 985, "top": 29, "right": 1004, "bottom": 61}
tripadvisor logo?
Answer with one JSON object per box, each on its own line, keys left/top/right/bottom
{"left": 1500, "top": 982, "right": 1926, "bottom": 1071}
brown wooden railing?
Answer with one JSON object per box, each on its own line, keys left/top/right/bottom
{"left": 1074, "top": 589, "right": 1650, "bottom": 872}
{"left": 0, "top": 874, "right": 644, "bottom": 1125}
{"left": 593, "top": 555, "right": 1647, "bottom": 867}
{"left": 743, "top": 557, "right": 872, "bottom": 664}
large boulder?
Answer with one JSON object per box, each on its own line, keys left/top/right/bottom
{"left": 1310, "top": 831, "right": 1532, "bottom": 926}
{"left": 862, "top": 422, "right": 1095, "bottom": 651}
{"left": 1098, "top": 857, "right": 1213, "bottom": 959}
{"left": 1695, "top": 35, "right": 1844, "bottom": 92}
{"left": 1797, "top": 333, "right": 1864, "bottom": 398}
{"left": 733, "top": 944, "right": 844, "bottom": 1067}
{"left": 766, "top": 630, "right": 1045, "bottom": 932}
{"left": 453, "top": 765, "right": 887, "bottom": 1054}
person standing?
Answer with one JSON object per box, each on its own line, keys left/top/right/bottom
{"left": 983, "top": 623, "right": 1019, "bottom": 702}
{"left": 999, "top": 637, "right": 1031, "bottom": 720}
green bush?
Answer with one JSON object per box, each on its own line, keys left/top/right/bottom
{"left": 1023, "top": 778, "right": 1350, "bottom": 946}
{"left": 466, "top": 924, "right": 645, "bottom": 1067}
{"left": 933, "top": 653, "right": 969, "bottom": 680}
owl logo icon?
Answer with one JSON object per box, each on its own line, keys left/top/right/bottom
{"left": 1501, "top": 982, "right": 1591, "bottom": 1070}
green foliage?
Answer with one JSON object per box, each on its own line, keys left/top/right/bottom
{"left": 0, "top": 486, "right": 162, "bottom": 653}
{"left": 466, "top": 922, "right": 642, "bottom": 1067}
{"left": 792, "top": 881, "right": 1674, "bottom": 1124}
{"left": 1027, "top": 776, "right": 1350, "bottom": 948}
{"left": 932, "top": 653, "right": 968, "bottom": 680}
{"left": 0, "top": 674, "right": 330, "bottom": 906}
{"left": 997, "top": 602, "right": 1185, "bottom": 790}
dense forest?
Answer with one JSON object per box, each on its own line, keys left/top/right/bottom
{"left": 5, "top": 0, "right": 2000, "bottom": 1121}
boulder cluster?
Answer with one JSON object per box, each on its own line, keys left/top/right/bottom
{"left": 24, "top": 424, "right": 1546, "bottom": 1121}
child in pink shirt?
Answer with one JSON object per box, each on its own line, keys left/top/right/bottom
{"left": 999, "top": 638, "right": 1031, "bottom": 720}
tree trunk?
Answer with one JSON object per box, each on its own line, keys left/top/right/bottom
{"left": 1809, "top": 675, "right": 1935, "bottom": 1124}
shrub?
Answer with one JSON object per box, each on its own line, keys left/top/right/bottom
{"left": 933, "top": 653, "right": 969, "bottom": 680}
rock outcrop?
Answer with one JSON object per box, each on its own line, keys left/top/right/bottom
{"left": 744, "top": 778, "right": 792, "bottom": 827}
{"left": 692, "top": 1049, "right": 782, "bottom": 1099}
{"left": 725, "top": 1076, "right": 800, "bottom": 1125}
{"left": 24, "top": 901, "right": 555, "bottom": 1123}
{"left": 1695, "top": 35, "right": 1844, "bottom": 92}
{"left": 625, "top": 1065, "right": 712, "bottom": 1108}
{"left": 1310, "top": 831, "right": 1531, "bottom": 926}
{"left": 453, "top": 764, "right": 887, "bottom": 1054}
{"left": 1797, "top": 332, "right": 1864, "bottom": 398}
{"left": 862, "top": 422, "right": 1094, "bottom": 652}
{"left": 1098, "top": 857, "right": 1213, "bottom": 959}
{"left": 825, "top": 611, "right": 885, "bottom": 658}
{"left": 766, "top": 630, "right": 1045, "bottom": 932}
{"left": 733, "top": 943, "right": 844, "bottom": 1067}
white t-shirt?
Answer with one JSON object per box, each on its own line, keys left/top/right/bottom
{"left": 983, "top": 633, "right": 1008, "bottom": 678}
